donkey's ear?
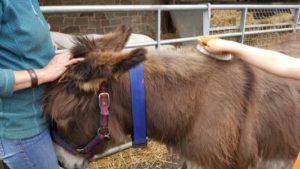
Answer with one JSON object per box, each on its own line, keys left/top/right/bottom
{"left": 112, "top": 48, "right": 147, "bottom": 74}
{"left": 95, "top": 24, "right": 132, "bottom": 52}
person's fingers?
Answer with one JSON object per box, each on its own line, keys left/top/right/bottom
{"left": 66, "top": 58, "right": 85, "bottom": 66}
{"left": 204, "top": 46, "right": 210, "bottom": 51}
{"left": 66, "top": 53, "right": 72, "bottom": 59}
{"left": 204, "top": 39, "right": 224, "bottom": 53}
{"left": 64, "top": 52, "right": 72, "bottom": 59}
{"left": 198, "top": 36, "right": 219, "bottom": 46}
{"left": 206, "top": 38, "right": 220, "bottom": 46}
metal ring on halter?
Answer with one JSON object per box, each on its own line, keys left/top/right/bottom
{"left": 97, "top": 128, "right": 111, "bottom": 141}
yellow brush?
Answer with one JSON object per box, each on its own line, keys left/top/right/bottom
{"left": 293, "top": 153, "right": 300, "bottom": 169}
{"left": 196, "top": 36, "right": 233, "bottom": 61}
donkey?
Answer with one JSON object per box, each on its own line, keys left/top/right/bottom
{"left": 43, "top": 25, "right": 300, "bottom": 169}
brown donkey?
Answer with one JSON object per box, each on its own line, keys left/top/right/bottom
{"left": 43, "top": 25, "right": 300, "bottom": 169}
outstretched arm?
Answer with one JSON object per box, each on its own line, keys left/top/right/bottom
{"left": 203, "top": 38, "right": 300, "bottom": 80}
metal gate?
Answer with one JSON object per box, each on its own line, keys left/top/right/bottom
{"left": 42, "top": 4, "right": 300, "bottom": 49}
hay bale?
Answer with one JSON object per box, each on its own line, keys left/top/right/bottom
{"left": 211, "top": 10, "right": 293, "bottom": 27}
{"left": 211, "top": 10, "right": 242, "bottom": 27}
{"left": 210, "top": 10, "right": 294, "bottom": 48}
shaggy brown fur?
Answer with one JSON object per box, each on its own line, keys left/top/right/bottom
{"left": 268, "top": 32, "right": 300, "bottom": 58}
{"left": 43, "top": 25, "right": 300, "bottom": 169}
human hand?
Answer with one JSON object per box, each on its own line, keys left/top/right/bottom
{"left": 198, "top": 36, "right": 219, "bottom": 46}
{"left": 198, "top": 36, "right": 234, "bottom": 54}
{"left": 40, "top": 50, "right": 84, "bottom": 82}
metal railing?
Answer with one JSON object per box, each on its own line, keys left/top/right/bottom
{"left": 41, "top": 4, "right": 300, "bottom": 48}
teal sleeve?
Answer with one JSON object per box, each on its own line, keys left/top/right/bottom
{"left": 0, "top": 2, "right": 15, "bottom": 96}
{"left": 0, "top": 69, "right": 16, "bottom": 97}
{"left": 0, "top": 2, "right": 2, "bottom": 30}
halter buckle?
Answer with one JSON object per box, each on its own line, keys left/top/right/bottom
{"left": 98, "top": 92, "right": 110, "bottom": 107}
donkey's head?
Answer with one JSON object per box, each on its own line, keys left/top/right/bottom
{"left": 43, "top": 25, "right": 147, "bottom": 168}
{"left": 46, "top": 24, "right": 147, "bottom": 135}
{"left": 60, "top": 24, "right": 147, "bottom": 92}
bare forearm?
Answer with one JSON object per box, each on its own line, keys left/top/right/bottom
{"left": 224, "top": 41, "right": 300, "bottom": 80}
{"left": 13, "top": 69, "right": 50, "bottom": 91}
{"left": 203, "top": 37, "right": 300, "bottom": 80}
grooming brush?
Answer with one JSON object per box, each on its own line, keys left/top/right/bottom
{"left": 196, "top": 36, "right": 233, "bottom": 61}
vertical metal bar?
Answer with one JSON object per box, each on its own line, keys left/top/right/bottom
{"left": 156, "top": 9, "right": 161, "bottom": 48}
{"left": 202, "top": 3, "right": 211, "bottom": 36}
{"left": 293, "top": 8, "right": 300, "bottom": 33}
{"left": 240, "top": 8, "right": 248, "bottom": 43}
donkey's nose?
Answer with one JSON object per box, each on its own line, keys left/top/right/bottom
{"left": 74, "top": 159, "right": 88, "bottom": 169}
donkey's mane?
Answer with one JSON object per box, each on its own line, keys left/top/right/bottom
{"left": 71, "top": 36, "right": 98, "bottom": 59}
